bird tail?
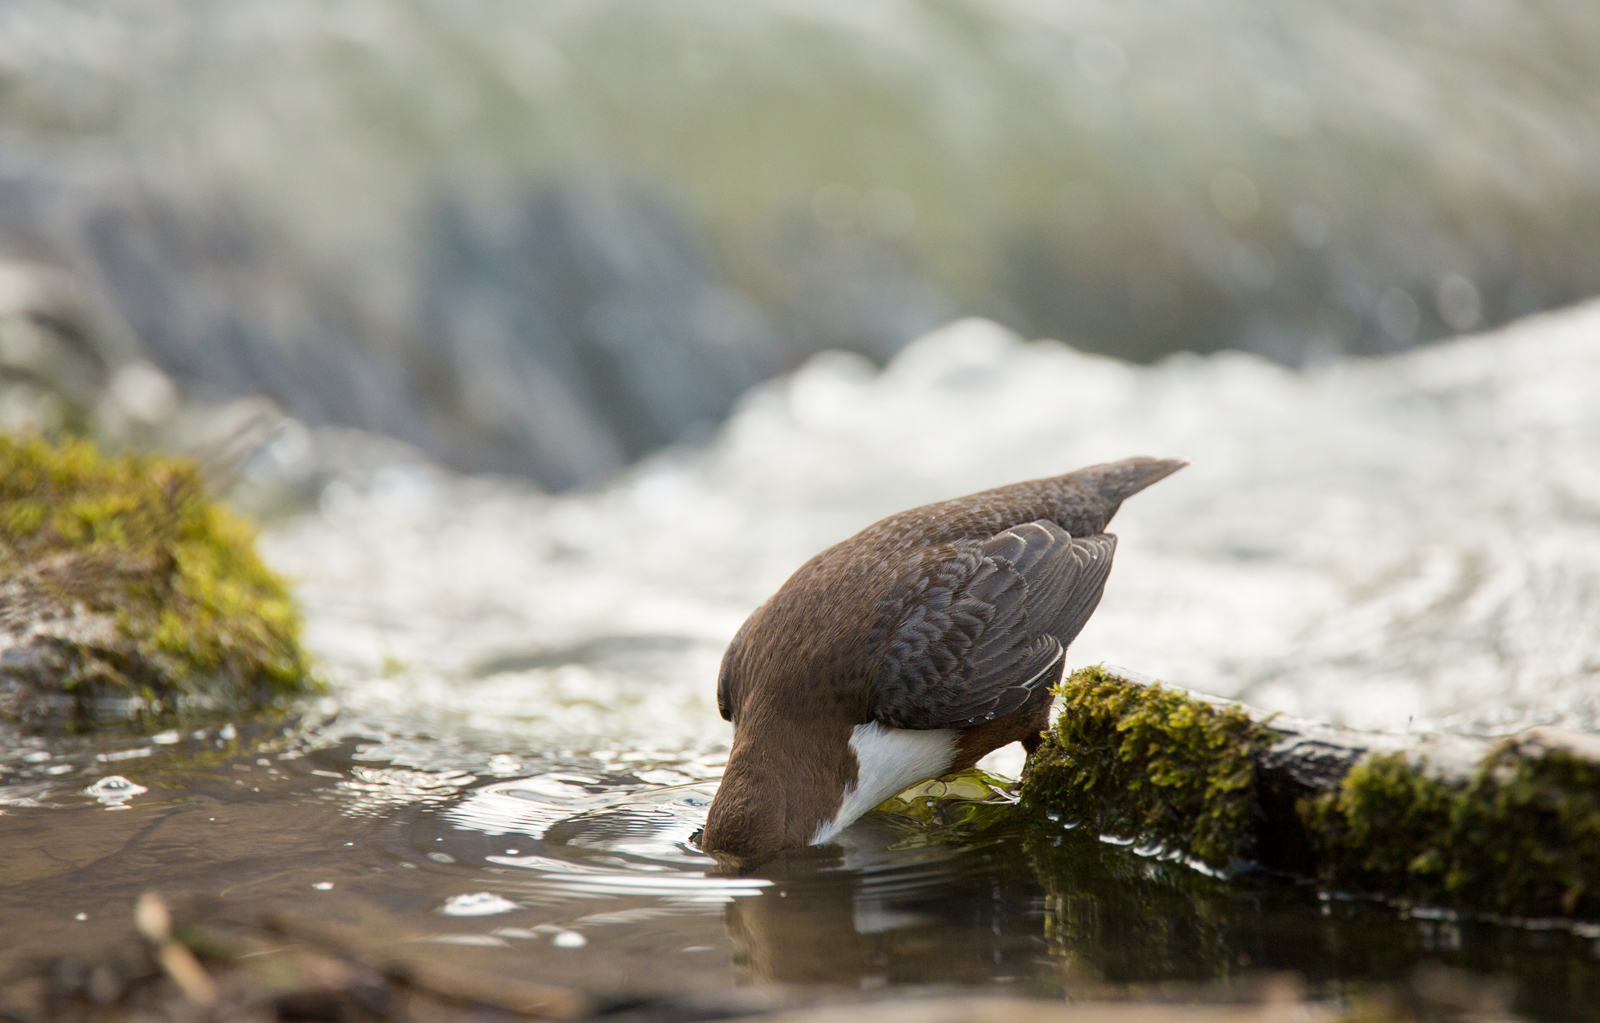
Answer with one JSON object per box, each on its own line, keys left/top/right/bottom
{"left": 1077, "top": 456, "right": 1188, "bottom": 508}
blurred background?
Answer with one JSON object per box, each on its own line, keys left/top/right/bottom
{"left": 6, "top": 7, "right": 1600, "bottom": 1007}
{"left": 3, "top": 0, "right": 1600, "bottom": 492}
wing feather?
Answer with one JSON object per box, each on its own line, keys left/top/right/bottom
{"left": 869, "top": 522, "right": 1117, "bottom": 730}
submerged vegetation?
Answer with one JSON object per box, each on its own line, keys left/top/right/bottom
{"left": 0, "top": 435, "right": 315, "bottom": 728}
{"left": 1024, "top": 666, "right": 1600, "bottom": 920}
{"left": 871, "top": 768, "right": 1019, "bottom": 845}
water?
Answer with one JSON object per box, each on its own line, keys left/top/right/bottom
{"left": 261, "top": 300, "right": 1600, "bottom": 740}
{"left": 5, "top": 305, "right": 1600, "bottom": 1016}
{"left": 5, "top": 724, "right": 1600, "bottom": 1016}
{"left": 5, "top": 0, "right": 1600, "bottom": 486}
{"left": 4, "top": 3, "right": 1600, "bottom": 1012}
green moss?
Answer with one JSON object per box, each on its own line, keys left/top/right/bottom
{"left": 1016, "top": 667, "right": 1600, "bottom": 919}
{"left": 0, "top": 435, "right": 316, "bottom": 725}
{"left": 1020, "top": 666, "right": 1272, "bottom": 869}
{"left": 1303, "top": 745, "right": 1600, "bottom": 918}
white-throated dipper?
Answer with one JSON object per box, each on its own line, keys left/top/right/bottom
{"left": 701, "top": 456, "right": 1186, "bottom": 863}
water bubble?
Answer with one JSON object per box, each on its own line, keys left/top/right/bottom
{"left": 429, "top": 934, "right": 508, "bottom": 947}
{"left": 96, "top": 748, "right": 153, "bottom": 763}
{"left": 487, "top": 754, "right": 523, "bottom": 776}
{"left": 84, "top": 776, "right": 147, "bottom": 807}
{"left": 492, "top": 927, "right": 539, "bottom": 939}
{"left": 312, "top": 882, "right": 334, "bottom": 890}
{"left": 441, "top": 892, "right": 520, "bottom": 916}
{"left": 636, "top": 769, "right": 692, "bottom": 786}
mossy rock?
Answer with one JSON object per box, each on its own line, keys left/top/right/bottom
{"left": 1305, "top": 736, "right": 1600, "bottom": 918}
{"left": 1020, "top": 665, "right": 1272, "bottom": 869}
{"left": 0, "top": 435, "right": 316, "bottom": 729}
{"left": 1024, "top": 665, "right": 1600, "bottom": 920}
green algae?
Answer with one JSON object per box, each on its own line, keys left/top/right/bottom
{"left": 871, "top": 768, "right": 1018, "bottom": 844}
{"left": 1021, "top": 665, "right": 1272, "bottom": 869}
{"left": 0, "top": 435, "right": 316, "bottom": 727}
{"left": 1304, "top": 745, "right": 1600, "bottom": 919}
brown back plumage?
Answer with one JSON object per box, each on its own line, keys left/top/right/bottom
{"left": 704, "top": 456, "right": 1186, "bottom": 862}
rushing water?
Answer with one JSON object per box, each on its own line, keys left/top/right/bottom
{"left": 5, "top": 305, "right": 1600, "bottom": 1017}
{"left": 6, "top": 0, "right": 1600, "bottom": 488}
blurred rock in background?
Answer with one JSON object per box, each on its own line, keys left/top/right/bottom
{"left": 0, "top": 0, "right": 1598, "bottom": 492}
{"left": 415, "top": 185, "right": 789, "bottom": 485}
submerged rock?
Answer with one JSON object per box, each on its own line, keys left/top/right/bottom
{"left": 1023, "top": 666, "right": 1600, "bottom": 919}
{"left": 0, "top": 435, "right": 315, "bottom": 729}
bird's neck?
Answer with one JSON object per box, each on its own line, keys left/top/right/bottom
{"left": 703, "top": 718, "right": 962, "bottom": 860}
{"left": 702, "top": 720, "right": 854, "bottom": 862}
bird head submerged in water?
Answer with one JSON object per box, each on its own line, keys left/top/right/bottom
{"left": 700, "top": 457, "right": 1186, "bottom": 864}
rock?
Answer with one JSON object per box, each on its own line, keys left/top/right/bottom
{"left": 0, "top": 435, "right": 315, "bottom": 729}
{"left": 0, "top": 160, "right": 902, "bottom": 493}
{"left": 1023, "top": 665, "right": 1600, "bottom": 918}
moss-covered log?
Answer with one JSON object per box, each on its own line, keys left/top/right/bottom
{"left": 0, "top": 435, "right": 316, "bottom": 729}
{"left": 1022, "top": 666, "right": 1600, "bottom": 918}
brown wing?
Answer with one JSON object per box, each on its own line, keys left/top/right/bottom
{"left": 868, "top": 522, "right": 1116, "bottom": 730}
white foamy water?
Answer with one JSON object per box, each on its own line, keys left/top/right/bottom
{"left": 261, "top": 300, "right": 1600, "bottom": 744}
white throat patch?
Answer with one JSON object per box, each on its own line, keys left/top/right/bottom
{"left": 809, "top": 722, "right": 958, "bottom": 845}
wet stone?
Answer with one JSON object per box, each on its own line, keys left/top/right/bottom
{"left": 0, "top": 435, "right": 317, "bottom": 731}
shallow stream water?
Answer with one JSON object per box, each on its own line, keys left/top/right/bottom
{"left": 6, "top": 306, "right": 1600, "bottom": 1017}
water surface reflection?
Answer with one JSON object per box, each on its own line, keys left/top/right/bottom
{"left": 3, "top": 717, "right": 1600, "bottom": 1018}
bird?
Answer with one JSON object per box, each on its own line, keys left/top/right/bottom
{"left": 700, "top": 456, "right": 1186, "bottom": 863}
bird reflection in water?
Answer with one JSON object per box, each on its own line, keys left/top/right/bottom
{"left": 720, "top": 818, "right": 1043, "bottom": 988}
